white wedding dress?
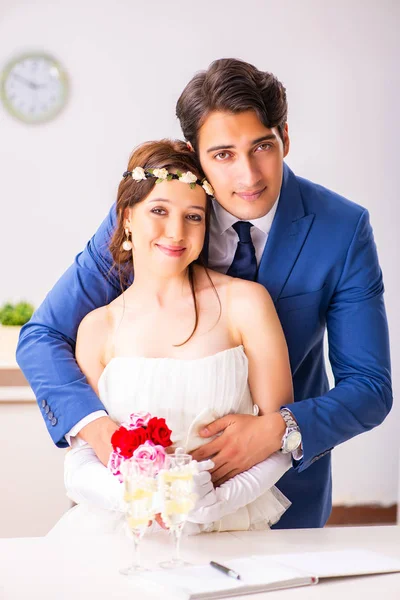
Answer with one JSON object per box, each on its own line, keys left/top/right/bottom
{"left": 48, "top": 346, "right": 291, "bottom": 537}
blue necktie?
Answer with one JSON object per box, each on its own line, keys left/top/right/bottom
{"left": 226, "top": 221, "right": 257, "bottom": 281}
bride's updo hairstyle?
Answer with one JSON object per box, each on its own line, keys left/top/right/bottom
{"left": 109, "top": 139, "right": 220, "bottom": 346}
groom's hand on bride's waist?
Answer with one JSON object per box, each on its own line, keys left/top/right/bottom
{"left": 78, "top": 416, "right": 119, "bottom": 466}
{"left": 190, "top": 413, "right": 286, "bottom": 486}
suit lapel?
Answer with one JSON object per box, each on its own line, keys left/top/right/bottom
{"left": 257, "top": 163, "right": 315, "bottom": 304}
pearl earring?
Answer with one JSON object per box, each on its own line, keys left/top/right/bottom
{"left": 122, "top": 228, "right": 133, "bottom": 251}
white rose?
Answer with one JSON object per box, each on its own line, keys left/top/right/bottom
{"left": 179, "top": 171, "right": 198, "bottom": 184}
{"left": 202, "top": 180, "right": 214, "bottom": 196}
{"left": 131, "top": 167, "right": 147, "bottom": 181}
{"left": 153, "top": 168, "right": 169, "bottom": 180}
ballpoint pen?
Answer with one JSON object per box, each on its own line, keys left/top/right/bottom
{"left": 210, "top": 561, "right": 241, "bottom": 580}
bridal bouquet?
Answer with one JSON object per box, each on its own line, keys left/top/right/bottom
{"left": 108, "top": 412, "right": 173, "bottom": 481}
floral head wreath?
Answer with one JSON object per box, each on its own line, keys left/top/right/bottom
{"left": 122, "top": 166, "right": 214, "bottom": 197}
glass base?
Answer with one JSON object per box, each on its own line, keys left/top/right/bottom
{"left": 120, "top": 564, "right": 148, "bottom": 576}
{"left": 159, "top": 558, "right": 191, "bottom": 569}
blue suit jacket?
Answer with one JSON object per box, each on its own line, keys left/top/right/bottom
{"left": 16, "top": 164, "right": 392, "bottom": 529}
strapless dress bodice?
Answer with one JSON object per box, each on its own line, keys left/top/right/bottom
{"left": 98, "top": 345, "right": 254, "bottom": 449}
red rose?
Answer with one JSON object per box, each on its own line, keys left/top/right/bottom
{"left": 146, "top": 417, "right": 173, "bottom": 448}
{"left": 111, "top": 426, "right": 129, "bottom": 455}
{"left": 111, "top": 426, "right": 147, "bottom": 459}
{"left": 129, "top": 427, "right": 148, "bottom": 451}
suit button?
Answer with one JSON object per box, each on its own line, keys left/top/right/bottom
{"left": 45, "top": 405, "right": 50, "bottom": 414}
{"left": 48, "top": 411, "right": 54, "bottom": 420}
{"left": 41, "top": 400, "right": 47, "bottom": 408}
{"left": 51, "top": 417, "right": 58, "bottom": 426}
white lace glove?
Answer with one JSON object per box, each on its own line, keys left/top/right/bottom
{"left": 188, "top": 451, "right": 291, "bottom": 525}
{"left": 64, "top": 444, "right": 125, "bottom": 512}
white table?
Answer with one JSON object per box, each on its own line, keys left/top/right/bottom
{"left": 0, "top": 525, "right": 399, "bottom": 599}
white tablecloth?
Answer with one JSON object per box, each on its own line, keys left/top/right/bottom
{"left": 0, "top": 525, "right": 399, "bottom": 599}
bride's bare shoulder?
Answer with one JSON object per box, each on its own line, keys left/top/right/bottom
{"left": 226, "top": 277, "right": 274, "bottom": 318}
{"left": 194, "top": 266, "right": 231, "bottom": 291}
{"left": 197, "top": 267, "right": 272, "bottom": 303}
{"left": 76, "top": 304, "right": 115, "bottom": 342}
{"left": 78, "top": 305, "right": 107, "bottom": 327}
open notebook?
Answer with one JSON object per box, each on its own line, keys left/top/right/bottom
{"left": 136, "top": 549, "right": 400, "bottom": 599}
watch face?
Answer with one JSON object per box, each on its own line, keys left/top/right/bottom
{"left": 285, "top": 430, "right": 302, "bottom": 452}
{"left": 0, "top": 52, "right": 69, "bottom": 124}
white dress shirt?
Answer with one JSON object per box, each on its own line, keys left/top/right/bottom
{"left": 67, "top": 195, "right": 302, "bottom": 462}
{"left": 207, "top": 197, "right": 279, "bottom": 273}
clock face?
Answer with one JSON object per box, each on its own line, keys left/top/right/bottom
{"left": 0, "top": 53, "right": 69, "bottom": 124}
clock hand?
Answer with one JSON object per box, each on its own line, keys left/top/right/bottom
{"left": 11, "top": 73, "right": 39, "bottom": 90}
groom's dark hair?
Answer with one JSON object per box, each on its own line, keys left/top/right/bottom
{"left": 176, "top": 58, "right": 288, "bottom": 151}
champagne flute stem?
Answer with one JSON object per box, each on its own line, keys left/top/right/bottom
{"left": 173, "top": 522, "right": 186, "bottom": 563}
{"left": 133, "top": 532, "right": 141, "bottom": 568}
{"left": 174, "top": 529, "right": 181, "bottom": 563}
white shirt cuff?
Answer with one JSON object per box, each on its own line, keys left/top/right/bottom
{"left": 65, "top": 410, "right": 108, "bottom": 447}
{"left": 292, "top": 445, "right": 304, "bottom": 461}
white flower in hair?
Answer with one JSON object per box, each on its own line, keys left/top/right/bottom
{"left": 131, "top": 167, "right": 147, "bottom": 181}
{"left": 179, "top": 171, "right": 198, "bottom": 184}
{"left": 153, "top": 168, "right": 169, "bottom": 180}
{"left": 202, "top": 180, "right": 214, "bottom": 196}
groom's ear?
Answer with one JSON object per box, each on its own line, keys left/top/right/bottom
{"left": 282, "top": 123, "right": 290, "bottom": 157}
{"left": 186, "top": 141, "right": 194, "bottom": 153}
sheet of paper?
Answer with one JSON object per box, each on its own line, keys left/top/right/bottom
{"left": 138, "top": 556, "right": 310, "bottom": 596}
{"left": 266, "top": 549, "right": 400, "bottom": 578}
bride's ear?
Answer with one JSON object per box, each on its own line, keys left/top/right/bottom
{"left": 186, "top": 141, "right": 194, "bottom": 153}
{"left": 123, "top": 207, "right": 132, "bottom": 228}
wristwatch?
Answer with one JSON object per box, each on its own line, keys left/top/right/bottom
{"left": 279, "top": 408, "right": 302, "bottom": 454}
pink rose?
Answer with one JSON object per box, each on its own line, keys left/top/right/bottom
{"left": 125, "top": 411, "right": 153, "bottom": 430}
{"left": 108, "top": 450, "right": 124, "bottom": 482}
{"left": 132, "top": 440, "right": 166, "bottom": 474}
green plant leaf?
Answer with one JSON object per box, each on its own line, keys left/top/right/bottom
{"left": 0, "top": 301, "right": 34, "bottom": 326}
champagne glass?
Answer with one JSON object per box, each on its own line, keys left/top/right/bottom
{"left": 120, "top": 457, "right": 156, "bottom": 576}
{"left": 158, "top": 450, "right": 196, "bottom": 569}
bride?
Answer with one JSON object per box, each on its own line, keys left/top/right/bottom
{"left": 49, "top": 139, "right": 294, "bottom": 537}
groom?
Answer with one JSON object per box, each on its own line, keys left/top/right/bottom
{"left": 17, "top": 58, "right": 392, "bottom": 529}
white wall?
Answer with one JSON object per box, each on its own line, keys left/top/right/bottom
{"left": 0, "top": 399, "right": 70, "bottom": 537}
{"left": 0, "top": 0, "right": 399, "bottom": 508}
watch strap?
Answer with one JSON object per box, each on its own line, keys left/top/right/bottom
{"left": 279, "top": 408, "right": 302, "bottom": 454}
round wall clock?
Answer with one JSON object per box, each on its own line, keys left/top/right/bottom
{"left": 0, "top": 52, "right": 69, "bottom": 124}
